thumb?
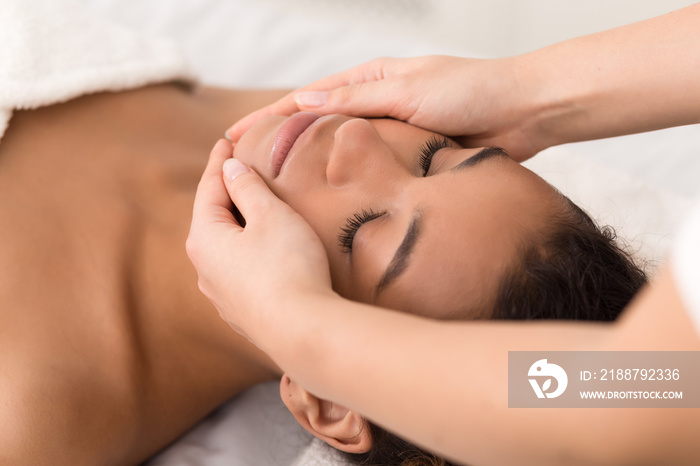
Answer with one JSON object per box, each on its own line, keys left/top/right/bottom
{"left": 294, "top": 80, "right": 412, "bottom": 120}
{"left": 221, "top": 158, "right": 289, "bottom": 222}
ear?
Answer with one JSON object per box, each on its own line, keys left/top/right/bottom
{"left": 280, "top": 374, "right": 373, "bottom": 454}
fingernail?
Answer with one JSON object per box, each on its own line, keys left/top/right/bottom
{"left": 223, "top": 158, "right": 249, "bottom": 181}
{"left": 295, "top": 91, "right": 328, "bottom": 107}
{"left": 224, "top": 129, "right": 232, "bottom": 142}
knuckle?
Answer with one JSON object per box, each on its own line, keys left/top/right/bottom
{"left": 337, "top": 83, "right": 366, "bottom": 106}
{"left": 369, "top": 56, "right": 392, "bottom": 79}
{"left": 325, "top": 87, "right": 347, "bottom": 108}
{"left": 185, "top": 235, "right": 198, "bottom": 260}
{"left": 229, "top": 172, "right": 259, "bottom": 194}
{"left": 249, "top": 191, "right": 276, "bottom": 215}
{"left": 228, "top": 173, "right": 276, "bottom": 212}
{"left": 338, "top": 85, "right": 357, "bottom": 101}
{"left": 197, "top": 278, "right": 208, "bottom": 295}
{"left": 368, "top": 56, "right": 387, "bottom": 67}
{"left": 387, "top": 79, "right": 415, "bottom": 118}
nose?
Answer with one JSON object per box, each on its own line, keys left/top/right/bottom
{"left": 326, "top": 119, "right": 392, "bottom": 187}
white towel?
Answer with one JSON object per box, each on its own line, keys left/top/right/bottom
{"left": 291, "top": 438, "right": 354, "bottom": 466}
{"left": 0, "top": 0, "right": 195, "bottom": 141}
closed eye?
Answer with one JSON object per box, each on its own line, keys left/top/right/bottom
{"left": 419, "top": 135, "right": 451, "bottom": 176}
{"left": 338, "top": 208, "right": 384, "bottom": 254}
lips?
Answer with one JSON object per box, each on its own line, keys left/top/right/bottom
{"left": 270, "top": 112, "right": 321, "bottom": 178}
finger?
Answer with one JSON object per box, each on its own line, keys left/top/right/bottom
{"left": 191, "top": 139, "right": 238, "bottom": 227}
{"left": 226, "top": 58, "right": 397, "bottom": 142}
{"left": 295, "top": 79, "right": 415, "bottom": 121}
{"left": 221, "top": 158, "right": 294, "bottom": 223}
{"left": 294, "top": 56, "right": 396, "bottom": 91}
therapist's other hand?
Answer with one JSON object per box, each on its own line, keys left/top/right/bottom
{"left": 187, "top": 139, "right": 333, "bottom": 344}
{"left": 227, "top": 56, "right": 545, "bottom": 162}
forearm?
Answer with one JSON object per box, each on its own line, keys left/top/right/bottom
{"left": 263, "top": 269, "right": 699, "bottom": 466}
{"left": 517, "top": 3, "right": 700, "bottom": 149}
{"left": 280, "top": 302, "right": 613, "bottom": 465}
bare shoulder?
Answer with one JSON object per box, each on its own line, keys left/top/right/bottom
{"left": 0, "top": 83, "right": 284, "bottom": 464}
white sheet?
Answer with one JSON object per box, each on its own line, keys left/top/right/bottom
{"left": 80, "top": 1, "right": 698, "bottom": 464}
{"left": 147, "top": 382, "right": 313, "bottom": 466}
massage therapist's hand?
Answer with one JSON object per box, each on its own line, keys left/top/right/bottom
{"left": 187, "top": 139, "right": 334, "bottom": 345}
{"left": 227, "top": 56, "right": 546, "bottom": 162}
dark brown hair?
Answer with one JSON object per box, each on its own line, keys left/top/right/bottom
{"left": 491, "top": 195, "right": 648, "bottom": 322}
{"left": 347, "top": 194, "right": 648, "bottom": 466}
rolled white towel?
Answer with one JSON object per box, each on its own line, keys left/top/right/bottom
{"left": 0, "top": 0, "right": 195, "bottom": 141}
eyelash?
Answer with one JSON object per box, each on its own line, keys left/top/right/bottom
{"left": 337, "top": 136, "right": 448, "bottom": 254}
{"left": 338, "top": 208, "right": 384, "bottom": 254}
{"left": 419, "top": 135, "right": 450, "bottom": 176}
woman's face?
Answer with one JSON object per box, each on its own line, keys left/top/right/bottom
{"left": 234, "top": 113, "right": 560, "bottom": 318}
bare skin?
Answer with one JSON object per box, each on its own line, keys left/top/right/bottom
{"left": 200, "top": 4, "right": 700, "bottom": 464}
{"left": 0, "top": 84, "right": 287, "bottom": 465}
{"left": 0, "top": 82, "right": 562, "bottom": 464}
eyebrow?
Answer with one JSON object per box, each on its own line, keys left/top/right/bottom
{"left": 450, "top": 146, "right": 510, "bottom": 172}
{"left": 374, "top": 212, "right": 422, "bottom": 299}
{"left": 373, "top": 146, "right": 510, "bottom": 298}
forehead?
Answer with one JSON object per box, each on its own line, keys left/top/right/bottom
{"left": 375, "top": 157, "right": 558, "bottom": 320}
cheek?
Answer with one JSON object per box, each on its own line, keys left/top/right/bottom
{"left": 274, "top": 171, "right": 373, "bottom": 249}
{"left": 274, "top": 176, "right": 334, "bottom": 225}
{"left": 275, "top": 186, "right": 351, "bottom": 279}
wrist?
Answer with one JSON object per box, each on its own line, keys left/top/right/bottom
{"left": 256, "top": 287, "right": 341, "bottom": 358}
{"left": 508, "top": 52, "right": 576, "bottom": 152}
